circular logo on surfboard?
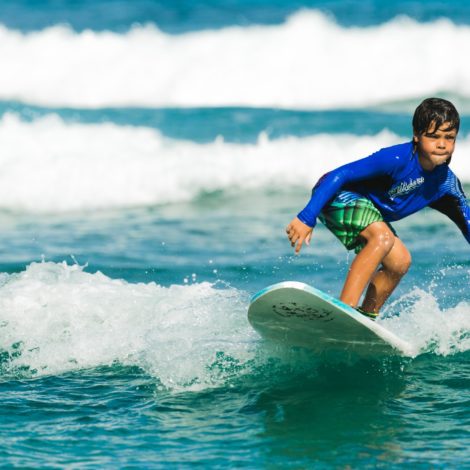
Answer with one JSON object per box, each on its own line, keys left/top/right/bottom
{"left": 272, "top": 302, "right": 333, "bottom": 321}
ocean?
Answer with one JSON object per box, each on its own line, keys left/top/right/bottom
{"left": 0, "top": 0, "right": 469, "bottom": 467}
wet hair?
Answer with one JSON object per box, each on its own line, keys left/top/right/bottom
{"left": 412, "top": 98, "right": 460, "bottom": 135}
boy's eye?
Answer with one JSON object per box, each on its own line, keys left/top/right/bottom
{"left": 425, "top": 133, "right": 455, "bottom": 140}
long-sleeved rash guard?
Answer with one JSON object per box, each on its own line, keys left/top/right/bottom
{"left": 297, "top": 141, "right": 470, "bottom": 243}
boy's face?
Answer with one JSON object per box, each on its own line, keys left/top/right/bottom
{"left": 413, "top": 121, "right": 458, "bottom": 170}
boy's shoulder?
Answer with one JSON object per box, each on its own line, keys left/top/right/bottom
{"left": 374, "top": 141, "right": 413, "bottom": 159}
{"left": 367, "top": 141, "right": 414, "bottom": 172}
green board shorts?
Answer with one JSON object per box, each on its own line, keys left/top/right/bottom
{"left": 318, "top": 191, "right": 397, "bottom": 253}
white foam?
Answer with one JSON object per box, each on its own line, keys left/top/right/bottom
{"left": 1, "top": 113, "right": 470, "bottom": 213}
{"left": 0, "top": 262, "right": 345, "bottom": 390}
{"left": 0, "top": 263, "right": 467, "bottom": 389}
{"left": 380, "top": 286, "right": 470, "bottom": 356}
{"left": 1, "top": 11, "right": 470, "bottom": 108}
{"left": 0, "top": 261, "right": 260, "bottom": 390}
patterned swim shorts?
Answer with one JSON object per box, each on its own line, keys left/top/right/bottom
{"left": 318, "top": 191, "right": 396, "bottom": 253}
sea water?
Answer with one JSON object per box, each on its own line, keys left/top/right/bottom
{"left": 0, "top": 1, "right": 469, "bottom": 467}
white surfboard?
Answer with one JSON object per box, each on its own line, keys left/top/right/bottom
{"left": 248, "top": 281, "right": 416, "bottom": 357}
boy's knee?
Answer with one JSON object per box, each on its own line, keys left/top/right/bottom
{"left": 384, "top": 242, "right": 412, "bottom": 277}
{"left": 360, "top": 222, "right": 395, "bottom": 252}
{"left": 397, "top": 250, "right": 412, "bottom": 275}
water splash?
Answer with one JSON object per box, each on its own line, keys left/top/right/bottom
{"left": 0, "top": 261, "right": 260, "bottom": 390}
{"left": 380, "top": 286, "right": 470, "bottom": 356}
{"left": 0, "top": 263, "right": 467, "bottom": 391}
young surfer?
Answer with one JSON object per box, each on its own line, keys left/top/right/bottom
{"left": 286, "top": 98, "right": 470, "bottom": 318}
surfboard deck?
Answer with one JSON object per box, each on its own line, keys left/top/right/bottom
{"left": 248, "top": 281, "right": 416, "bottom": 357}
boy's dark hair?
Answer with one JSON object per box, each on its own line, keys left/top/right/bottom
{"left": 412, "top": 97, "right": 460, "bottom": 135}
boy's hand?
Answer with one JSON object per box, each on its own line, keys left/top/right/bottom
{"left": 286, "top": 217, "right": 313, "bottom": 254}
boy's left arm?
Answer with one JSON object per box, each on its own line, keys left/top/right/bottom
{"left": 429, "top": 175, "right": 470, "bottom": 244}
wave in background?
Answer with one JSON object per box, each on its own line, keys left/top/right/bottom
{"left": 0, "top": 262, "right": 468, "bottom": 390}
{"left": 1, "top": 113, "right": 469, "bottom": 213}
{"left": 2, "top": 11, "right": 470, "bottom": 109}
{"left": 4, "top": 0, "right": 470, "bottom": 33}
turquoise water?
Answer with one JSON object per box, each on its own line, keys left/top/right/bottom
{"left": 0, "top": 1, "right": 469, "bottom": 467}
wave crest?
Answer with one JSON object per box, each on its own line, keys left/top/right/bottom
{"left": 0, "top": 261, "right": 257, "bottom": 390}
{"left": 1, "top": 113, "right": 470, "bottom": 213}
{"left": 1, "top": 11, "right": 470, "bottom": 108}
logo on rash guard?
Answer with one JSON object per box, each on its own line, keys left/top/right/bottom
{"left": 388, "top": 177, "right": 424, "bottom": 200}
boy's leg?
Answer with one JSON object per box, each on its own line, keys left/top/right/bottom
{"left": 339, "top": 221, "right": 395, "bottom": 308}
{"left": 361, "top": 237, "right": 411, "bottom": 313}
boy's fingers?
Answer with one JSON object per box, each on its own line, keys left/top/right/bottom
{"left": 288, "top": 229, "right": 299, "bottom": 244}
{"left": 286, "top": 221, "right": 312, "bottom": 253}
{"left": 295, "top": 238, "right": 303, "bottom": 254}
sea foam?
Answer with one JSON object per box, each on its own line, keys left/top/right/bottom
{"left": 0, "top": 262, "right": 468, "bottom": 390}
{"left": 0, "top": 261, "right": 256, "bottom": 390}
{"left": 1, "top": 113, "right": 470, "bottom": 213}
{"left": 380, "top": 284, "right": 470, "bottom": 356}
{"left": 1, "top": 11, "right": 470, "bottom": 109}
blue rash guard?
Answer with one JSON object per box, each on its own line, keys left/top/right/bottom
{"left": 297, "top": 141, "right": 470, "bottom": 243}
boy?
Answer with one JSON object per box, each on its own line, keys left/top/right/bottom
{"left": 286, "top": 98, "right": 470, "bottom": 319}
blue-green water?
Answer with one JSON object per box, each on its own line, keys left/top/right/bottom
{"left": 0, "top": 1, "right": 469, "bottom": 467}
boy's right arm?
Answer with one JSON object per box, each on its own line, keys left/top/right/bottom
{"left": 296, "top": 146, "right": 400, "bottom": 227}
{"left": 287, "top": 144, "right": 405, "bottom": 253}
{"left": 286, "top": 217, "right": 313, "bottom": 254}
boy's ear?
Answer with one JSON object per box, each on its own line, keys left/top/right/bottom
{"left": 412, "top": 134, "right": 418, "bottom": 143}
